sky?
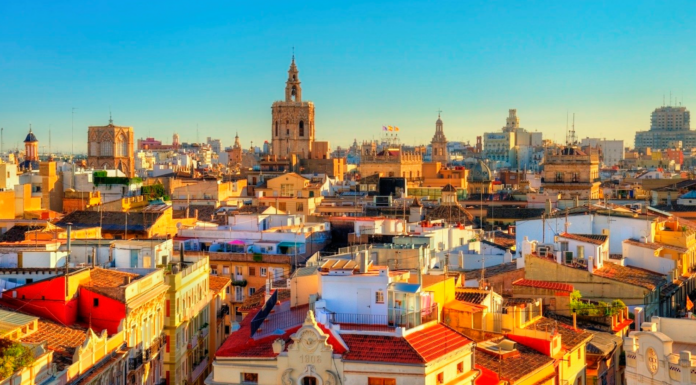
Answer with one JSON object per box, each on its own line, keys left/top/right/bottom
{"left": 0, "top": 1, "right": 694, "bottom": 154}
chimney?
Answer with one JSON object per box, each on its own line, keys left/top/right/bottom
{"left": 588, "top": 257, "right": 594, "bottom": 274}
{"left": 180, "top": 244, "right": 185, "bottom": 265}
{"left": 545, "top": 199, "right": 552, "bottom": 214}
{"left": 572, "top": 313, "right": 577, "bottom": 330}
{"left": 91, "top": 247, "right": 96, "bottom": 268}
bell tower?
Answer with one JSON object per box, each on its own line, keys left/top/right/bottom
{"left": 431, "top": 112, "right": 448, "bottom": 164}
{"left": 285, "top": 56, "right": 302, "bottom": 102}
{"left": 271, "top": 55, "right": 315, "bottom": 158}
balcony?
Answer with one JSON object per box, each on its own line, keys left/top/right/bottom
{"left": 199, "top": 324, "right": 210, "bottom": 339}
{"left": 327, "top": 304, "right": 439, "bottom": 331}
{"left": 189, "top": 356, "right": 209, "bottom": 383}
{"left": 217, "top": 304, "right": 230, "bottom": 319}
{"left": 128, "top": 350, "right": 143, "bottom": 371}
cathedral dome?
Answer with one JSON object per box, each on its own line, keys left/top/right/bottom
{"left": 468, "top": 159, "right": 492, "bottom": 182}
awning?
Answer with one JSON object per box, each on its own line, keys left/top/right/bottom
{"left": 278, "top": 242, "right": 303, "bottom": 248}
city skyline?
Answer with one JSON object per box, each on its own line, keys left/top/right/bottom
{"left": 0, "top": 1, "right": 694, "bottom": 153}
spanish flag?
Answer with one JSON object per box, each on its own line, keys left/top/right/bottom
{"left": 688, "top": 296, "right": 694, "bottom": 311}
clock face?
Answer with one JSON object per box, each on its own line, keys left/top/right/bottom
{"left": 646, "top": 347, "right": 659, "bottom": 375}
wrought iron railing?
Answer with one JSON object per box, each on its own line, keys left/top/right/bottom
{"left": 128, "top": 350, "right": 143, "bottom": 371}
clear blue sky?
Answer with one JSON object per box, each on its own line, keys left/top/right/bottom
{"left": 0, "top": 1, "right": 694, "bottom": 153}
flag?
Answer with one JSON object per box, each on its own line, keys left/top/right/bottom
{"left": 395, "top": 126, "right": 400, "bottom": 131}
{"left": 382, "top": 126, "right": 387, "bottom": 131}
{"left": 688, "top": 296, "right": 694, "bottom": 311}
{"left": 388, "top": 126, "right": 393, "bottom": 131}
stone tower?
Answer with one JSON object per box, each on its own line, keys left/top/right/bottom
{"left": 24, "top": 127, "right": 38, "bottom": 162}
{"left": 271, "top": 56, "right": 315, "bottom": 158}
{"left": 431, "top": 113, "right": 448, "bottom": 164}
{"left": 86, "top": 117, "right": 135, "bottom": 177}
{"left": 227, "top": 132, "right": 243, "bottom": 167}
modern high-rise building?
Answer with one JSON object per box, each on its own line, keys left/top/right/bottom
{"left": 271, "top": 56, "right": 315, "bottom": 158}
{"left": 635, "top": 106, "right": 695, "bottom": 149}
{"left": 87, "top": 117, "right": 135, "bottom": 177}
{"left": 430, "top": 113, "right": 448, "bottom": 164}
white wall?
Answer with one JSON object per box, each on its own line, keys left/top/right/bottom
{"left": 623, "top": 243, "right": 675, "bottom": 274}
{"left": 318, "top": 272, "right": 389, "bottom": 317}
{"left": 22, "top": 251, "right": 68, "bottom": 268}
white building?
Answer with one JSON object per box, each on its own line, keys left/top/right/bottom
{"left": 624, "top": 316, "right": 696, "bottom": 385}
{"left": 580, "top": 138, "right": 625, "bottom": 167}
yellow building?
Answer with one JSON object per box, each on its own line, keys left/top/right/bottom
{"left": 421, "top": 162, "right": 468, "bottom": 189}
{"left": 654, "top": 218, "right": 696, "bottom": 277}
{"left": 255, "top": 172, "right": 323, "bottom": 216}
{"left": 206, "top": 252, "right": 292, "bottom": 320}
{"left": 542, "top": 146, "right": 601, "bottom": 199}
{"left": 163, "top": 256, "right": 211, "bottom": 385}
{"left": 206, "top": 276, "right": 232, "bottom": 385}
{"left": 359, "top": 144, "right": 423, "bottom": 182}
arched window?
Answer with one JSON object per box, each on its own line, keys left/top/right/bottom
{"left": 299, "top": 121, "right": 304, "bottom": 137}
{"left": 275, "top": 122, "right": 279, "bottom": 136}
{"left": 291, "top": 86, "right": 297, "bottom": 101}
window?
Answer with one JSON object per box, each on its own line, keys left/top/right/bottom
{"left": 235, "top": 286, "right": 243, "bottom": 302}
{"left": 93, "top": 298, "right": 99, "bottom": 307}
{"left": 368, "top": 379, "right": 396, "bottom": 385}
{"left": 275, "top": 122, "right": 279, "bottom": 136}
{"left": 301, "top": 377, "right": 316, "bottom": 385}
{"left": 280, "top": 184, "right": 294, "bottom": 197}
{"left": 241, "top": 373, "right": 258, "bottom": 384}
{"left": 296, "top": 202, "right": 304, "bottom": 212}
{"left": 249, "top": 267, "right": 256, "bottom": 276}
{"left": 299, "top": 121, "right": 305, "bottom": 137}
{"left": 437, "top": 372, "right": 444, "bottom": 384}
{"left": 260, "top": 267, "right": 267, "bottom": 277}
{"left": 457, "top": 361, "right": 464, "bottom": 374}
{"left": 279, "top": 202, "right": 287, "bottom": 211}
{"left": 223, "top": 266, "right": 230, "bottom": 275}
{"left": 248, "top": 287, "right": 256, "bottom": 296}
{"left": 375, "top": 291, "right": 384, "bottom": 304}
{"left": 578, "top": 348, "right": 582, "bottom": 359}
{"left": 568, "top": 355, "right": 572, "bottom": 367}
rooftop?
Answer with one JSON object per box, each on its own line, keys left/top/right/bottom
{"left": 593, "top": 262, "right": 666, "bottom": 290}
{"left": 559, "top": 233, "right": 608, "bottom": 245}
{"left": 56, "top": 210, "right": 165, "bottom": 232}
{"left": 84, "top": 268, "right": 141, "bottom": 302}
{"left": 342, "top": 323, "right": 472, "bottom": 364}
{"left": 463, "top": 262, "right": 520, "bottom": 280}
{"left": 209, "top": 275, "right": 231, "bottom": 293}
{"left": 475, "top": 337, "right": 554, "bottom": 383}
{"left": 513, "top": 278, "right": 574, "bottom": 293}
{"left": 526, "top": 317, "right": 594, "bottom": 351}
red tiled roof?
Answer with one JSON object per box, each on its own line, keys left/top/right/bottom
{"left": 513, "top": 279, "right": 574, "bottom": 293}
{"left": 593, "top": 262, "right": 666, "bottom": 290}
{"left": 405, "top": 323, "right": 472, "bottom": 362}
{"left": 342, "top": 334, "right": 424, "bottom": 364}
{"left": 216, "top": 307, "right": 347, "bottom": 358}
{"left": 209, "top": 275, "right": 231, "bottom": 293}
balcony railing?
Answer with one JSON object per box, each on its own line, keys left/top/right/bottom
{"left": 217, "top": 304, "right": 230, "bottom": 319}
{"left": 189, "top": 357, "right": 209, "bottom": 383}
{"left": 328, "top": 304, "right": 439, "bottom": 331}
{"left": 128, "top": 350, "right": 143, "bottom": 371}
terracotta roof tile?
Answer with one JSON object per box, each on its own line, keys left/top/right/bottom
{"left": 513, "top": 279, "right": 574, "bottom": 293}
{"left": 342, "top": 334, "right": 424, "bottom": 364}
{"left": 476, "top": 338, "right": 554, "bottom": 383}
{"left": 455, "top": 290, "right": 489, "bottom": 305}
{"left": 527, "top": 317, "right": 594, "bottom": 351}
{"left": 85, "top": 268, "right": 140, "bottom": 302}
{"left": 593, "top": 262, "right": 666, "bottom": 290}
{"left": 559, "top": 233, "right": 608, "bottom": 245}
{"left": 19, "top": 319, "right": 88, "bottom": 371}
{"left": 464, "top": 262, "right": 520, "bottom": 280}
{"left": 209, "top": 275, "right": 231, "bottom": 293}
{"left": 623, "top": 239, "right": 663, "bottom": 250}
{"left": 405, "top": 323, "right": 472, "bottom": 362}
